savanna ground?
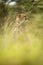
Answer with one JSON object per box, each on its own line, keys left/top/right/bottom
{"left": 0, "top": 11, "right": 43, "bottom": 65}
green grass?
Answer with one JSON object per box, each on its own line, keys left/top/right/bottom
{"left": 0, "top": 13, "right": 43, "bottom": 65}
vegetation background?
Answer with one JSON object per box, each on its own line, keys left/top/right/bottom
{"left": 0, "top": 0, "right": 43, "bottom": 65}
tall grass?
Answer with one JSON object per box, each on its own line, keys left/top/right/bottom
{"left": 0, "top": 13, "right": 43, "bottom": 65}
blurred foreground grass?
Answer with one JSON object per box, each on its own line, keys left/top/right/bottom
{"left": 0, "top": 13, "right": 43, "bottom": 65}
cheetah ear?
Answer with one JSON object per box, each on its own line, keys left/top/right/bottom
{"left": 18, "top": 14, "right": 21, "bottom": 18}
